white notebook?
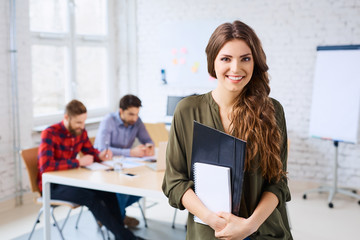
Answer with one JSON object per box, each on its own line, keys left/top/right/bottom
{"left": 193, "top": 162, "right": 231, "bottom": 225}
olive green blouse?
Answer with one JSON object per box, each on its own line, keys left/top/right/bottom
{"left": 162, "top": 92, "right": 292, "bottom": 240}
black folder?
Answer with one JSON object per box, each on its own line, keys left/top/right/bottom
{"left": 190, "top": 121, "right": 246, "bottom": 216}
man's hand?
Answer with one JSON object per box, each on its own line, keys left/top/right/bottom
{"left": 78, "top": 155, "right": 94, "bottom": 166}
{"left": 144, "top": 143, "right": 154, "bottom": 156}
{"left": 99, "top": 149, "right": 113, "bottom": 161}
{"left": 130, "top": 145, "right": 146, "bottom": 157}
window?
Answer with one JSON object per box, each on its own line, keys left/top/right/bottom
{"left": 30, "top": 0, "right": 113, "bottom": 124}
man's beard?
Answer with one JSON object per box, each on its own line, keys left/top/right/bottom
{"left": 68, "top": 122, "right": 83, "bottom": 136}
{"left": 125, "top": 120, "right": 135, "bottom": 125}
{"left": 122, "top": 118, "right": 135, "bottom": 126}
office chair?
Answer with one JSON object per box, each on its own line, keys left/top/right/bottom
{"left": 22, "top": 146, "right": 110, "bottom": 240}
{"left": 172, "top": 208, "right": 187, "bottom": 229}
{"left": 144, "top": 123, "right": 169, "bottom": 148}
{"left": 21, "top": 147, "right": 81, "bottom": 240}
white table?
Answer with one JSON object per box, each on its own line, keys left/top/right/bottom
{"left": 42, "top": 166, "right": 166, "bottom": 239}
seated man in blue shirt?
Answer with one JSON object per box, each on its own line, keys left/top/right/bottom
{"left": 95, "top": 94, "right": 154, "bottom": 227}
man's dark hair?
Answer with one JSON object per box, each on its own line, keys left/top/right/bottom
{"left": 65, "top": 99, "right": 87, "bottom": 117}
{"left": 119, "top": 94, "right": 142, "bottom": 110}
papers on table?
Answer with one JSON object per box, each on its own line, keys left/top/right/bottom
{"left": 85, "top": 162, "right": 112, "bottom": 171}
{"left": 85, "top": 156, "right": 153, "bottom": 171}
{"left": 103, "top": 159, "right": 144, "bottom": 169}
{"left": 122, "top": 156, "right": 156, "bottom": 162}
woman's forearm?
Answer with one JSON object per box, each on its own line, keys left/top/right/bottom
{"left": 182, "top": 188, "right": 227, "bottom": 231}
{"left": 248, "top": 191, "right": 279, "bottom": 232}
{"left": 181, "top": 188, "right": 213, "bottom": 222}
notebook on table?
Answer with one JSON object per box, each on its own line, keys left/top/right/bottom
{"left": 147, "top": 141, "right": 167, "bottom": 171}
{"left": 193, "top": 162, "right": 231, "bottom": 224}
{"left": 191, "top": 121, "right": 246, "bottom": 216}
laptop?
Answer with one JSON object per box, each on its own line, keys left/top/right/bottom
{"left": 147, "top": 141, "right": 167, "bottom": 171}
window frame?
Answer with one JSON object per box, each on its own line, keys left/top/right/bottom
{"left": 30, "top": 0, "right": 115, "bottom": 127}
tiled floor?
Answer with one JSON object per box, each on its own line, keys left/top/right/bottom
{"left": 1, "top": 180, "right": 359, "bottom": 240}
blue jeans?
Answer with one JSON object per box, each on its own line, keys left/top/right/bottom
{"left": 244, "top": 238, "right": 251, "bottom": 240}
{"left": 116, "top": 193, "right": 141, "bottom": 219}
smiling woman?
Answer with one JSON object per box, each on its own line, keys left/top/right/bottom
{"left": 162, "top": 20, "right": 292, "bottom": 240}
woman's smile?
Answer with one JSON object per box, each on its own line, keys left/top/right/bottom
{"left": 226, "top": 75, "right": 244, "bottom": 83}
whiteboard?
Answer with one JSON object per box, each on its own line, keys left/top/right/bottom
{"left": 158, "top": 20, "right": 228, "bottom": 88}
{"left": 309, "top": 45, "right": 360, "bottom": 143}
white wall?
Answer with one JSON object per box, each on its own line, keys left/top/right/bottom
{"left": 135, "top": 0, "right": 360, "bottom": 187}
{"left": 0, "top": 0, "right": 359, "bottom": 205}
{"left": 0, "top": 0, "right": 32, "bottom": 203}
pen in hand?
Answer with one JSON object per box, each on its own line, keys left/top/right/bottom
{"left": 105, "top": 142, "right": 109, "bottom": 159}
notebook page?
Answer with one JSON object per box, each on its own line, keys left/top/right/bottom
{"left": 193, "top": 162, "right": 231, "bottom": 225}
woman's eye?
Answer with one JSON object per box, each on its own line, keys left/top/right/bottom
{"left": 220, "top": 57, "right": 230, "bottom": 62}
{"left": 243, "top": 57, "right": 251, "bottom": 62}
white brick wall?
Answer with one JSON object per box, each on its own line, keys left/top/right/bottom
{"left": 136, "top": 0, "right": 360, "bottom": 188}
{"left": 1, "top": 0, "right": 359, "bottom": 204}
{"left": 0, "top": 0, "right": 12, "bottom": 200}
{"left": 0, "top": 0, "right": 32, "bottom": 201}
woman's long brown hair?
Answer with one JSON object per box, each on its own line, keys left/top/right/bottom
{"left": 206, "top": 20, "right": 285, "bottom": 182}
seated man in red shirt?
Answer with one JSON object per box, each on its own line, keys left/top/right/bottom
{"left": 37, "top": 99, "right": 145, "bottom": 240}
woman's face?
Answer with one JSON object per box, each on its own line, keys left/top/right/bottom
{"left": 214, "top": 39, "right": 254, "bottom": 94}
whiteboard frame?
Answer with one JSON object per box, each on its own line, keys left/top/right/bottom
{"left": 309, "top": 45, "right": 360, "bottom": 144}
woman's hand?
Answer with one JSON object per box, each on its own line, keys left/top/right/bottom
{"left": 214, "top": 212, "right": 256, "bottom": 240}
{"left": 215, "top": 192, "right": 279, "bottom": 239}
{"left": 204, "top": 211, "right": 227, "bottom": 232}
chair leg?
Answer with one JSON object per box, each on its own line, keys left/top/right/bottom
{"left": 99, "top": 223, "right": 111, "bottom": 240}
{"left": 137, "top": 201, "right": 148, "bottom": 228}
{"left": 27, "top": 208, "right": 43, "bottom": 240}
{"left": 60, "top": 208, "right": 72, "bottom": 231}
{"left": 51, "top": 207, "right": 65, "bottom": 240}
{"left": 172, "top": 208, "right": 177, "bottom": 229}
{"left": 98, "top": 225, "right": 106, "bottom": 240}
{"left": 75, "top": 206, "right": 84, "bottom": 229}
{"left": 105, "top": 227, "right": 111, "bottom": 240}
{"left": 286, "top": 203, "right": 292, "bottom": 230}
{"left": 90, "top": 212, "right": 106, "bottom": 240}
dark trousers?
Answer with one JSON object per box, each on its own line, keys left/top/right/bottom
{"left": 116, "top": 193, "right": 141, "bottom": 220}
{"left": 50, "top": 184, "right": 136, "bottom": 240}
